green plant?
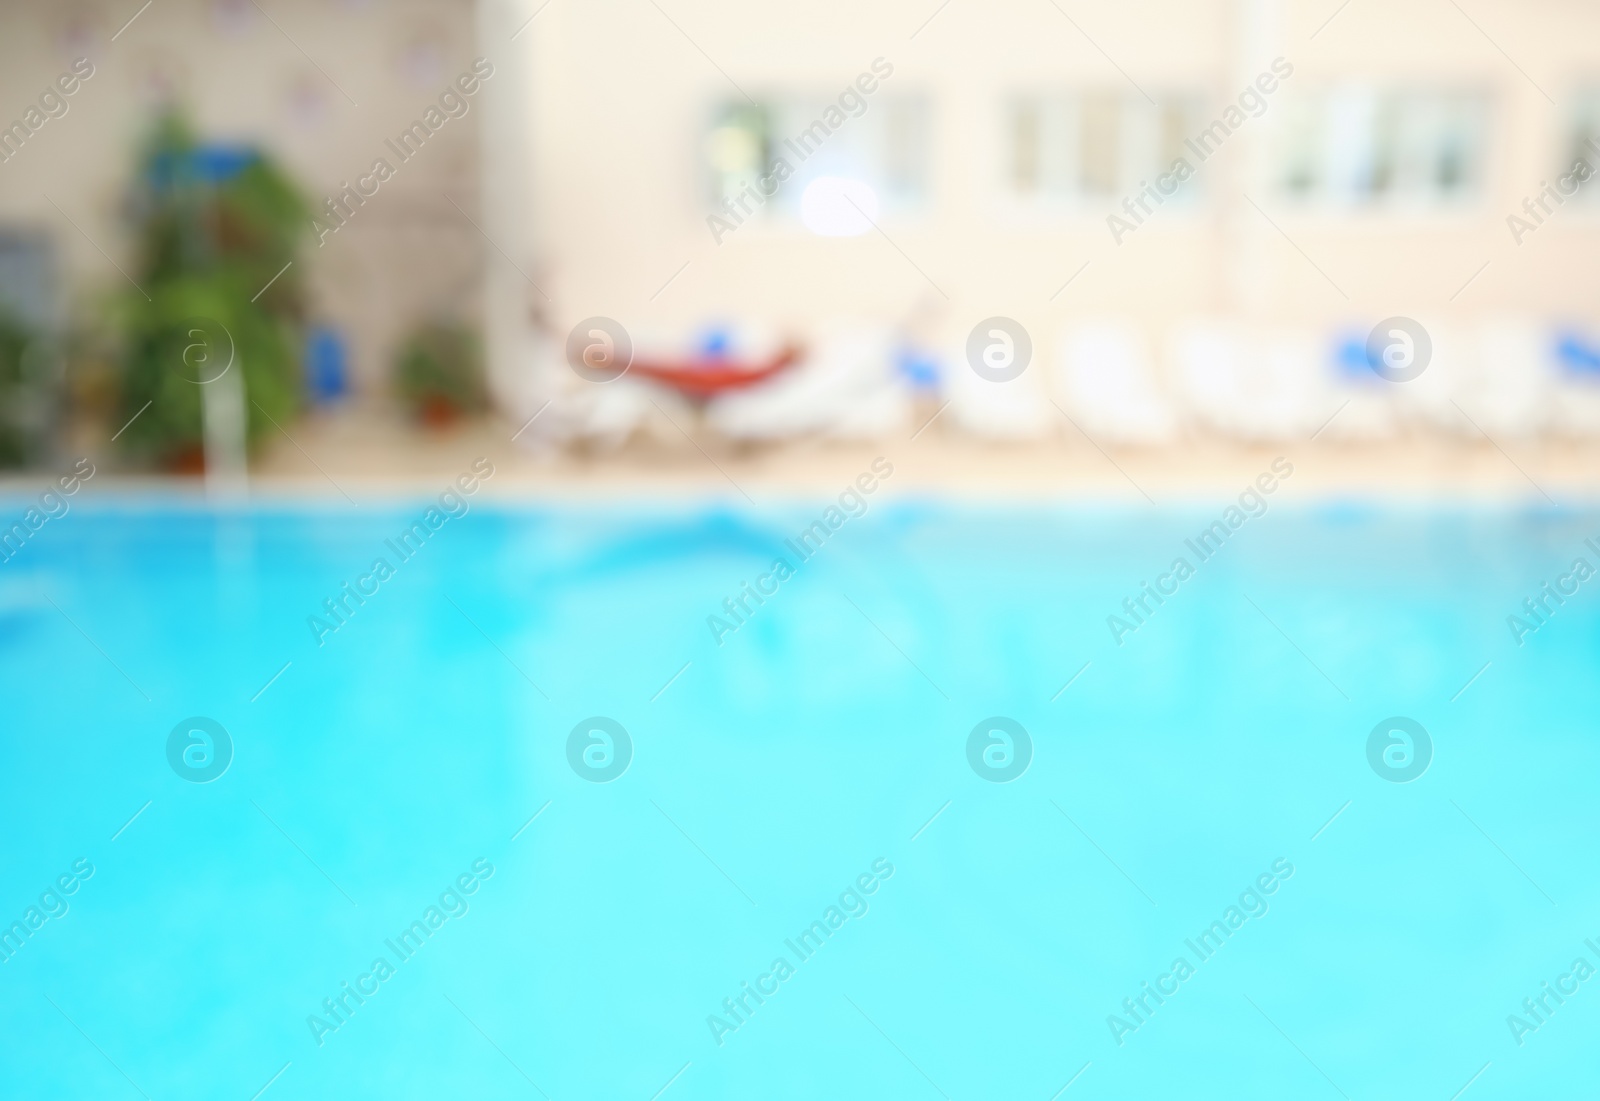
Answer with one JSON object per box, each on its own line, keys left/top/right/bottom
{"left": 0, "top": 309, "right": 53, "bottom": 467}
{"left": 115, "top": 111, "right": 308, "bottom": 467}
{"left": 394, "top": 321, "right": 486, "bottom": 424}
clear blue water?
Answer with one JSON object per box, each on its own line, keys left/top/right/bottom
{"left": 2, "top": 498, "right": 1598, "bottom": 1099}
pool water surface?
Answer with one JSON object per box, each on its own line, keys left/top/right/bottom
{"left": 1, "top": 498, "right": 1597, "bottom": 1099}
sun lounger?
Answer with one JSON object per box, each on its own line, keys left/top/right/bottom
{"left": 1054, "top": 321, "right": 1178, "bottom": 445}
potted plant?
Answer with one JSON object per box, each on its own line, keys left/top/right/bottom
{"left": 114, "top": 111, "right": 307, "bottom": 469}
{"left": 394, "top": 320, "right": 486, "bottom": 426}
{"left": 0, "top": 308, "right": 57, "bottom": 468}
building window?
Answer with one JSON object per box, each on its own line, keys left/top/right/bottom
{"left": 705, "top": 95, "right": 931, "bottom": 227}
{"left": 706, "top": 104, "right": 772, "bottom": 210}
{"left": 1005, "top": 92, "right": 1207, "bottom": 206}
{"left": 1276, "top": 88, "right": 1489, "bottom": 207}
{"left": 1566, "top": 90, "right": 1600, "bottom": 200}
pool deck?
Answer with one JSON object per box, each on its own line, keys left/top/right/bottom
{"left": 17, "top": 406, "right": 1600, "bottom": 502}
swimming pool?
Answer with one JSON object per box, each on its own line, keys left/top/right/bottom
{"left": 1, "top": 496, "right": 1596, "bottom": 1099}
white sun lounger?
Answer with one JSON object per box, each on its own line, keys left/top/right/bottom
{"left": 1465, "top": 317, "right": 1553, "bottom": 439}
{"left": 1398, "top": 317, "right": 1550, "bottom": 440}
{"left": 1169, "top": 320, "right": 1325, "bottom": 441}
{"left": 946, "top": 356, "right": 1054, "bottom": 441}
{"left": 705, "top": 323, "right": 909, "bottom": 442}
{"left": 1053, "top": 321, "right": 1178, "bottom": 445}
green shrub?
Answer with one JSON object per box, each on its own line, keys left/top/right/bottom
{"left": 394, "top": 321, "right": 486, "bottom": 424}
{"left": 115, "top": 112, "right": 307, "bottom": 466}
{"left": 0, "top": 310, "right": 54, "bottom": 468}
